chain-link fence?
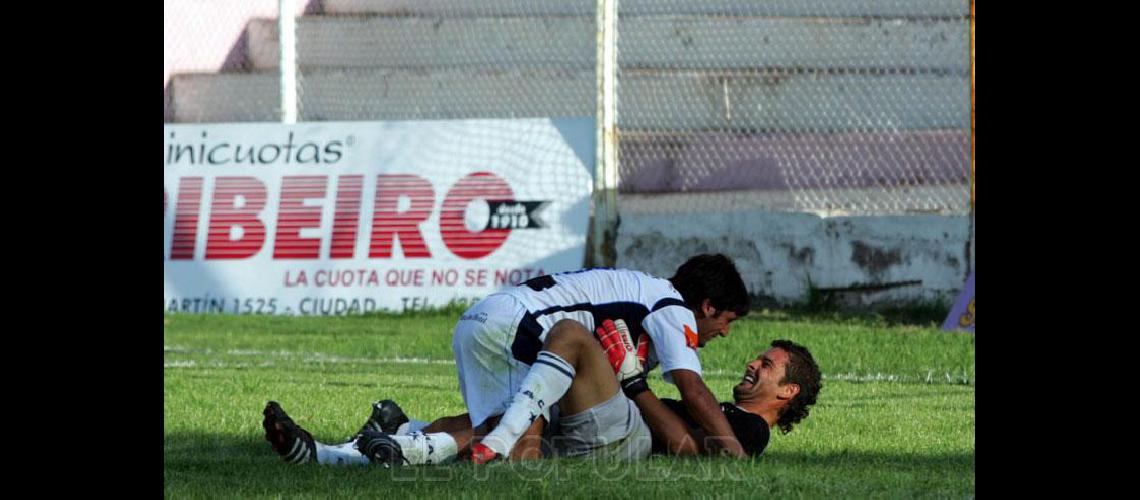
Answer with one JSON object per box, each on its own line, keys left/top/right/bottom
{"left": 165, "top": 0, "right": 972, "bottom": 216}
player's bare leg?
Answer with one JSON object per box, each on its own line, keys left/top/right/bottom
{"left": 540, "top": 319, "right": 621, "bottom": 416}
{"left": 423, "top": 413, "right": 471, "bottom": 435}
{"left": 474, "top": 319, "right": 621, "bottom": 461}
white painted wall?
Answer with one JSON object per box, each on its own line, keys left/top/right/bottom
{"left": 617, "top": 195, "right": 971, "bottom": 306}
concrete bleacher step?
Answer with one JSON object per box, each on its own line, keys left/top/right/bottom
{"left": 246, "top": 15, "right": 968, "bottom": 71}
{"left": 166, "top": 69, "right": 968, "bottom": 195}
{"left": 171, "top": 68, "right": 967, "bottom": 129}
{"left": 618, "top": 129, "right": 968, "bottom": 193}
{"left": 320, "top": 0, "right": 967, "bottom": 18}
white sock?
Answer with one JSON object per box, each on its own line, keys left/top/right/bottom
{"left": 481, "top": 350, "right": 575, "bottom": 456}
{"left": 387, "top": 432, "right": 459, "bottom": 465}
{"left": 315, "top": 440, "right": 370, "bottom": 466}
{"left": 395, "top": 419, "right": 431, "bottom": 435}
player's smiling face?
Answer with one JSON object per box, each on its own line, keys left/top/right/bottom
{"left": 696, "top": 311, "right": 737, "bottom": 347}
{"left": 695, "top": 300, "right": 739, "bottom": 347}
{"left": 733, "top": 347, "right": 791, "bottom": 403}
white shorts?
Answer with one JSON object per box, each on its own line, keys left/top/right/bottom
{"left": 452, "top": 293, "right": 534, "bottom": 428}
{"left": 453, "top": 294, "right": 652, "bottom": 462}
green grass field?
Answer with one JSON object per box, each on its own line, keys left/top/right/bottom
{"left": 164, "top": 309, "right": 975, "bottom": 498}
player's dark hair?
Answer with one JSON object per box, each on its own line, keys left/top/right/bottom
{"left": 771, "top": 339, "right": 822, "bottom": 434}
{"left": 669, "top": 254, "right": 750, "bottom": 317}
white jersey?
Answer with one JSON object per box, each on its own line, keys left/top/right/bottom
{"left": 498, "top": 268, "right": 703, "bottom": 383}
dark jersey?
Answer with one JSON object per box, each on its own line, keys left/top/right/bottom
{"left": 658, "top": 398, "right": 771, "bottom": 457}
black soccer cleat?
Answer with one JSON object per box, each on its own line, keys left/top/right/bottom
{"left": 357, "top": 429, "right": 409, "bottom": 468}
{"left": 263, "top": 401, "right": 317, "bottom": 464}
{"left": 356, "top": 399, "right": 410, "bottom": 436}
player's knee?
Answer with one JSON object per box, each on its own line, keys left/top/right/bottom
{"left": 545, "top": 319, "right": 592, "bottom": 348}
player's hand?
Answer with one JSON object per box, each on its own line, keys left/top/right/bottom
{"left": 596, "top": 319, "right": 651, "bottom": 398}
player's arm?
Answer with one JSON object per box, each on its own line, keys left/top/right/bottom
{"left": 671, "top": 369, "right": 747, "bottom": 458}
{"left": 636, "top": 304, "right": 747, "bottom": 458}
{"left": 596, "top": 319, "right": 709, "bottom": 457}
{"left": 628, "top": 389, "right": 701, "bottom": 456}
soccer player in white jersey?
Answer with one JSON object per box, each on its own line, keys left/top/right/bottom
{"left": 264, "top": 254, "right": 751, "bottom": 465}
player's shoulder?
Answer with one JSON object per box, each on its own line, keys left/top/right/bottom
{"left": 720, "top": 403, "right": 771, "bottom": 456}
{"left": 628, "top": 270, "right": 684, "bottom": 305}
{"left": 721, "top": 403, "right": 766, "bottom": 424}
{"left": 549, "top": 267, "right": 631, "bottom": 283}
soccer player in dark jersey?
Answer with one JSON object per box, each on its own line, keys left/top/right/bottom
{"left": 648, "top": 340, "right": 822, "bottom": 456}
{"left": 599, "top": 320, "right": 822, "bottom": 457}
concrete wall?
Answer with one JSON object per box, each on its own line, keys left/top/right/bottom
{"left": 617, "top": 194, "right": 971, "bottom": 307}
